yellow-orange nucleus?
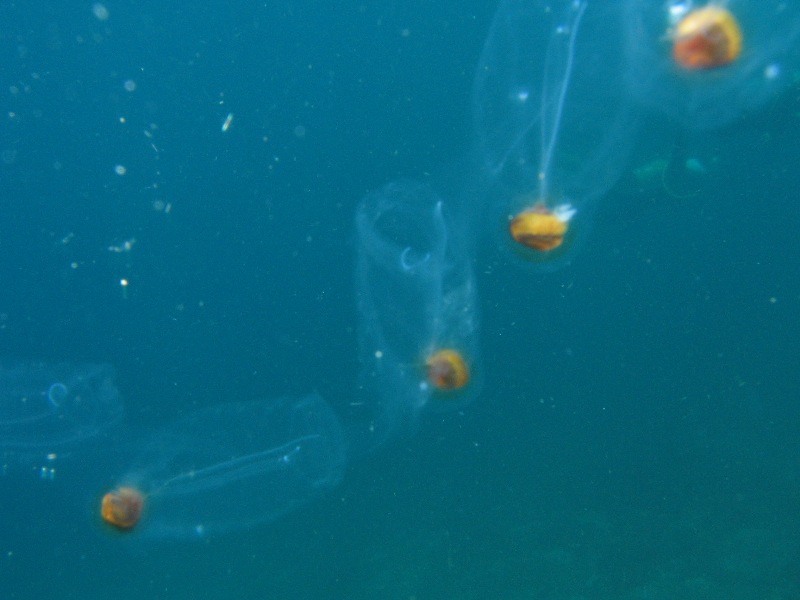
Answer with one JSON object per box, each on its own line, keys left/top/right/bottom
{"left": 101, "top": 486, "right": 144, "bottom": 531}
{"left": 426, "top": 349, "right": 469, "bottom": 391}
{"left": 509, "top": 203, "right": 572, "bottom": 252}
{"left": 672, "top": 6, "right": 742, "bottom": 70}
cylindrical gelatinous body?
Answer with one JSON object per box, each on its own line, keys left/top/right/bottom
{"left": 0, "top": 362, "right": 123, "bottom": 478}
{"left": 103, "top": 394, "right": 345, "bottom": 540}
{"left": 473, "top": 0, "right": 639, "bottom": 267}
{"left": 354, "top": 181, "right": 481, "bottom": 450}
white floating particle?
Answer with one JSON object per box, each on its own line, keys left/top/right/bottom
{"left": 92, "top": 3, "right": 109, "bottom": 21}
{"left": 221, "top": 112, "right": 234, "bottom": 132}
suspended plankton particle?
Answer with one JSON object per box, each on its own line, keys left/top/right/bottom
{"left": 92, "top": 3, "right": 109, "bottom": 21}
{"left": 685, "top": 157, "right": 707, "bottom": 174}
{"left": 221, "top": 113, "right": 234, "bottom": 132}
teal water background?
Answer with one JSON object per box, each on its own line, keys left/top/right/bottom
{"left": 1, "top": 1, "right": 798, "bottom": 598}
